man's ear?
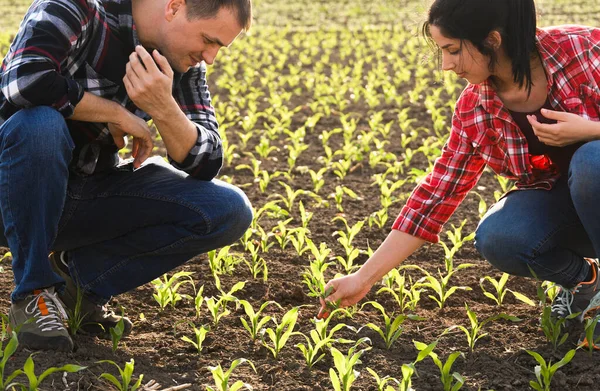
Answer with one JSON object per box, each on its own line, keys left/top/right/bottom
{"left": 486, "top": 30, "right": 502, "bottom": 51}
{"left": 165, "top": 0, "right": 184, "bottom": 22}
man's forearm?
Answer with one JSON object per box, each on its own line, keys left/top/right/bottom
{"left": 70, "top": 91, "right": 127, "bottom": 123}
{"left": 151, "top": 97, "right": 198, "bottom": 164}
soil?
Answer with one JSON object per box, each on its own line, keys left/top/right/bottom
{"left": 1, "top": 107, "right": 600, "bottom": 390}
{"left": 2, "top": 1, "right": 600, "bottom": 389}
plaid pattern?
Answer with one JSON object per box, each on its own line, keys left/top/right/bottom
{"left": 393, "top": 26, "right": 600, "bottom": 243}
{"left": 0, "top": 0, "right": 221, "bottom": 179}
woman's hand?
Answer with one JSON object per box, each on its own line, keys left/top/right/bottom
{"left": 317, "top": 272, "right": 372, "bottom": 319}
{"left": 528, "top": 109, "right": 600, "bottom": 146}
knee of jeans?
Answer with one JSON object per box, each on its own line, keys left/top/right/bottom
{"left": 569, "top": 141, "right": 600, "bottom": 203}
{"left": 209, "top": 185, "right": 253, "bottom": 245}
{"left": 3, "top": 107, "right": 74, "bottom": 158}
{"left": 475, "top": 221, "right": 525, "bottom": 274}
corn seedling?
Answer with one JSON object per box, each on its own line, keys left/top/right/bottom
{"left": 243, "top": 242, "right": 269, "bottom": 281}
{"left": 407, "top": 265, "right": 471, "bottom": 309}
{"left": 298, "top": 201, "right": 313, "bottom": 229}
{"left": 65, "top": 283, "right": 89, "bottom": 336}
{"left": 302, "top": 258, "right": 333, "bottom": 298}
{"left": 205, "top": 280, "right": 245, "bottom": 327}
{"left": 440, "top": 220, "right": 475, "bottom": 273}
{"left": 537, "top": 297, "right": 579, "bottom": 351}
{"left": 367, "top": 207, "right": 389, "bottom": 229}
{"left": 271, "top": 218, "right": 294, "bottom": 249}
{"left": 206, "top": 358, "right": 256, "bottom": 391}
{"left": 493, "top": 175, "right": 514, "bottom": 202}
{"left": 181, "top": 323, "right": 210, "bottom": 354}
{"left": 296, "top": 311, "right": 358, "bottom": 370}
{"left": 579, "top": 314, "right": 600, "bottom": 355}
{"left": 194, "top": 285, "right": 205, "bottom": 318}
{"left": 9, "top": 354, "right": 85, "bottom": 391}
{"left": 449, "top": 303, "right": 520, "bottom": 352}
{"left": 260, "top": 306, "right": 300, "bottom": 359}
{"left": 308, "top": 167, "right": 328, "bottom": 193}
{"left": 480, "top": 273, "right": 535, "bottom": 307}
{"left": 110, "top": 310, "right": 126, "bottom": 354}
{"left": 526, "top": 349, "right": 576, "bottom": 391}
{"left": 361, "top": 301, "right": 424, "bottom": 349}
{"left": 151, "top": 271, "right": 195, "bottom": 310}
{"left": 207, "top": 246, "right": 242, "bottom": 276}
{"left": 289, "top": 227, "right": 311, "bottom": 256}
{"left": 366, "top": 368, "right": 401, "bottom": 391}
{"left": 239, "top": 300, "right": 282, "bottom": 341}
{"left": 329, "top": 339, "right": 372, "bottom": 391}
{"left": 0, "top": 316, "right": 25, "bottom": 390}
{"left": 97, "top": 359, "right": 144, "bottom": 391}
{"left": 329, "top": 185, "right": 359, "bottom": 212}
{"left": 414, "top": 340, "right": 465, "bottom": 391}
{"left": 377, "top": 269, "right": 422, "bottom": 313}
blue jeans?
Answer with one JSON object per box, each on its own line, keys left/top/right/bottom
{"left": 475, "top": 141, "right": 600, "bottom": 288}
{"left": 0, "top": 107, "right": 253, "bottom": 303}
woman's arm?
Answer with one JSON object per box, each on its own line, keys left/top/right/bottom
{"left": 318, "top": 230, "right": 425, "bottom": 317}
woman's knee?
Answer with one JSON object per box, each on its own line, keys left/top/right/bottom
{"left": 474, "top": 218, "right": 530, "bottom": 275}
{"left": 569, "top": 141, "right": 600, "bottom": 203}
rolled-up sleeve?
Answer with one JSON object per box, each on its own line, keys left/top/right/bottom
{"left": 0, "top": 0, "right": 90, "bottom": 117}
{"left": 392, "top": 114, "right": 485, "bottom": 243}
{"left": 170, "top": 63, "right": 222, "bottom": 180}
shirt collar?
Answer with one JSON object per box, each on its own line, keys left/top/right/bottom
{"left": 114, "top": 0, "right": 140, "bottom": 48}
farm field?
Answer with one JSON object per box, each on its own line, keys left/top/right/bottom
{"left": 1, "top": 0, "right": 600, "bottom": 390}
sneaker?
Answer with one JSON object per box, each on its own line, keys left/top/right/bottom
{"left": 49, "top": 251, "right": 133, "bottom": 338}
{"left": 551, "top": 258, "right": 600, "bottom": 322}
{"left": 8, "top": 287, "right": 74, "bottom": 352}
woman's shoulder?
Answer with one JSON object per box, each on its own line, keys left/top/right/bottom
{"left": 538, "top": 25, "right": 600, "bottom": 48}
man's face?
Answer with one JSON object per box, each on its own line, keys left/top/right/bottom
{"left": 159, "top": 5, "right": 242, "bottom": 73}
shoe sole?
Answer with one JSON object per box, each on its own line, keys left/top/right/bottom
{"left": 18, "top": 332, "right": 74, "bottom": 352}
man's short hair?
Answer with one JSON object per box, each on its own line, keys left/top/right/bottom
{"left": 186, "top": 0, "right": 252, "bottom": 31}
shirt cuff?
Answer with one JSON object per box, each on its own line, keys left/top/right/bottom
{"left": 392, "top": 205, "right": 442, "bottom": 243}
{"left": 55, "top": 78, "right": 84, "bottom": 118}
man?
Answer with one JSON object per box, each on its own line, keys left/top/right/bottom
{"left": 0, "top": 0, "right": 253, "bottom": 352}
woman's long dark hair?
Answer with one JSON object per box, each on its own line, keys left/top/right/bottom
{"left": 422, "top": 0, "right": 538, "bottom": 94}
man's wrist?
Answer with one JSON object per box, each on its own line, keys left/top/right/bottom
{"left": 150, "top": 97, "right": 179, "bottom": 123}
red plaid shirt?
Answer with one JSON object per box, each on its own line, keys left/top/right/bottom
{"left": 393, "top": 25, "right": 600, "bottom": 243}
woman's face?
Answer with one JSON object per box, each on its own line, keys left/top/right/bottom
{"left": 429, "top": 24, "right": 492, "bottom": 84}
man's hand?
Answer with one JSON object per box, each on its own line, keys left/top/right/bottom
{"left": 317, "top": 272, "right": 372, "bottom": 319}
{"left": 123, "top": 46, "right": 175, "bottom": 119}
{"left": 109, "top": 109, "right": 154, "bottom": 168}
{"left": 528, "top": 109, "right": 600, "bottom": 147}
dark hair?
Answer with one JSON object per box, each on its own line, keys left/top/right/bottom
{"left": 422, "top": 0, "right": 538, "bottom": 94}
{"left": 186, "top": 0, "right": 252, "bottom": 31}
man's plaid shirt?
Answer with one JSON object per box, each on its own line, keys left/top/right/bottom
{"left": 0, "top": 0, "right": 222, "bottom": 179}
{"left": 393, "top": 25, "right": 600, "bottom": 243}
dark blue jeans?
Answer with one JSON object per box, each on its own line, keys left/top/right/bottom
{"left": 475, "top": 141, "right": 600, "bottom": 288}
{"left": 0, "top": 106, "right": 253, "bottom": 304}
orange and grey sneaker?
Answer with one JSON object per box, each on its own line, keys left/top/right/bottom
{"left": 49, "top": 251, "right": 133, "bottom": 338}
{"left": 550, "top": 258, "right": 600, "bottom": 322}
{"left": 8, "top": 287, "right": 73, "bottom": 352}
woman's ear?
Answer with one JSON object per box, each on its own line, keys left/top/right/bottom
{"left": 486, "top": 30, "right": 502, "bottom": 50}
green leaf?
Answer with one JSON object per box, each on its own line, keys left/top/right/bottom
{"left": 100, "top": 373, "right": 123, "bottom": 390}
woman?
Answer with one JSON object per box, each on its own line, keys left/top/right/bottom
{"left": 319, "top": 0, "right": 600, "bottom": 348}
